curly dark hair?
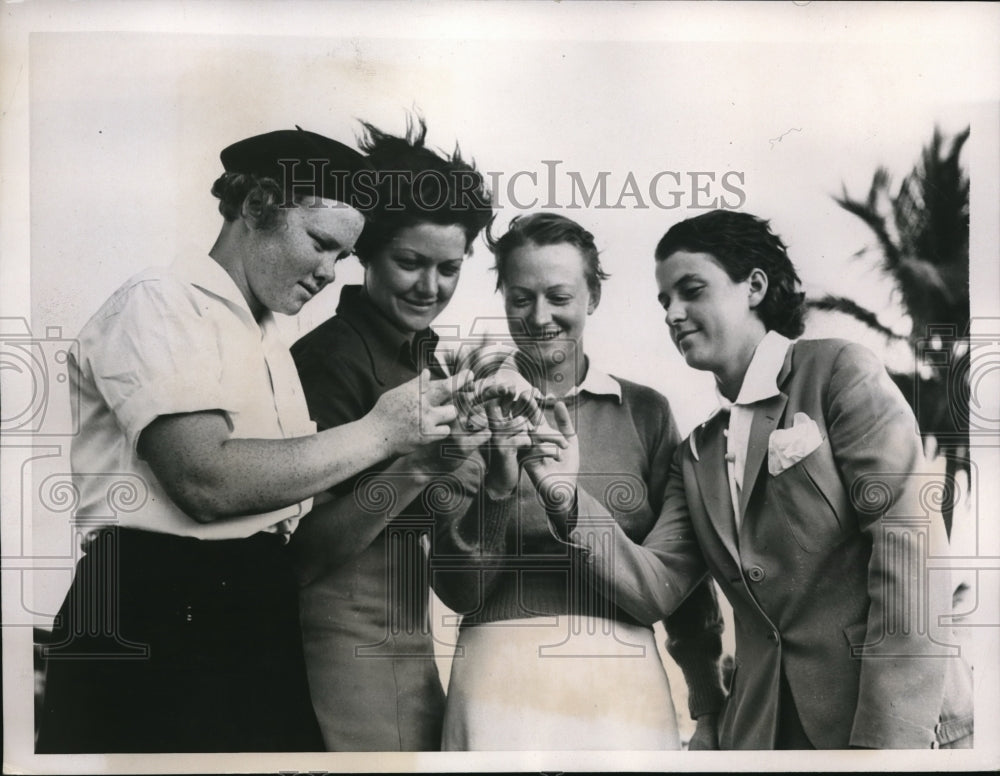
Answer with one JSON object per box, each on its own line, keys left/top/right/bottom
{"left": 654, "top": 210, "right": 806, "bottom": 338}
{"left": 210, "top": 172, "right": 289, "bottom": 230}
{"left": 488, "top": 212, "right": 610, "bottom": 298}
{"left": 352, "top": 115, "right": 493, "bottom": 262}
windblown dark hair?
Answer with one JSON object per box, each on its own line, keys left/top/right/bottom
{"left": 352, "top": 116, "right": 493, "bottom": 262}
{"left": 654, "top": 210, "right": 806, "bottom": 337}
{"left": 488, "top": 212, "right": 610, "bottom": 298}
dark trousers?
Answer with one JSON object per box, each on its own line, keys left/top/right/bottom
{"left": 36, "top": 526, "right": 323, "bottom": 753}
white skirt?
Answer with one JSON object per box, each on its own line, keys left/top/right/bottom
{"left": 441, "top": 615, "right": 681, "bottom": 751}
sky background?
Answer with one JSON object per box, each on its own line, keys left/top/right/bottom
{"left": 21, "top": 6, "right": 997, "bottom": 435}
{"left": 3, "top": 2, "right": 999, "bottom": 771}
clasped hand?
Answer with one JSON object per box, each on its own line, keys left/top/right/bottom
{"left": 466, "top": 375, "right": 580, "bottom": 511}
{"left": 378, "top": 368, "right": 579, "bottom": 512}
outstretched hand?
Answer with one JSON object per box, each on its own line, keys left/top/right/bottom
{"left": 368, "top": 368, "right": 472, "bottom": 457}
{"left": 520, "top": 401, "right": 579, "bottom": 515}
{"left": 480, "top": 399, "right": 533, "bottom": 498}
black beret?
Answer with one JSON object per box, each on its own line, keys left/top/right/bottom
{"left": 219, "top": 127, "right": 372, "bottom": 206}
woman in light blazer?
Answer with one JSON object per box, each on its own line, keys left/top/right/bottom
{"left": 640, "top": 209, "right": 973, "bottom": 748}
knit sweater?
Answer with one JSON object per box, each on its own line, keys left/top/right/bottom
{"left": 431, "top": 373, "right": 726, "bottom": 720}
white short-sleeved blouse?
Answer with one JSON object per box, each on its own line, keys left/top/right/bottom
{"left": 69, "top": 254, "right": 315, "bottom": 539}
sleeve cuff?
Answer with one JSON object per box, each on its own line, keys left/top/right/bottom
{"left": 120, "top": 379, "right": 236, "bottom": 454}
{"left": 543, "top": 490, "right": 578, "bottom": 545}
{"left": 678, "top": 658, "right": 726, "bottom": 719}
{"left": 849, "top": 708, "right": 938, "bottom": 749}
{"left": 198, "top": 496, "right": 313, "bottom": 540}
{"left": 559, "top": 487, "right": 612, "bottom": 548}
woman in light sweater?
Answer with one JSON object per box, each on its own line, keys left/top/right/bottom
{"left": 433, "top": 213, "right": 726, "bottom": 750}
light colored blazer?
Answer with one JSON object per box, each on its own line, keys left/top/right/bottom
{"left": 589, "top": 338, "right": 958, "bottom": 748}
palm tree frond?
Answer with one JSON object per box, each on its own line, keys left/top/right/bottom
{"left": 830, "top": 126, "right": 971, "bottom": 535}
{"left": 805, "top": 295, "right": 908, "bottom": 342}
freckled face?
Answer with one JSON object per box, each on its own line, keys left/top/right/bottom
{"left": 655, "top": 249, "right": 764, "bottom": 377}
{"left": 243, "top": 198, "right": 365, "bottom": 317}
{"left": 363, "top": 223, "right": 468, "bottom": 333}
{"left": 501, "top": 241, "right": 595, "bottom": 368}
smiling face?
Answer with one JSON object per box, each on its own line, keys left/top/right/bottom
{"left": 655, "top": 249, "right": 767, "bottom": 392}
{"left": 363, "top": 222, "right": 468, "bottom": 334}
{"left": 501, "top": 241, "right": 595, "bottom": 373}
{"left": 241, "top": 197, "right": 365, "bottom": 318}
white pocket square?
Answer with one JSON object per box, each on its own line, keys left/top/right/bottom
{"left": 768, "top": 412, "right": 824, "bottom": 475}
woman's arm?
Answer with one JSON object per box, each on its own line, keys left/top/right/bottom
{"left": 429, "top": 480, "right": 517, "bottom": 616}
{"left": 291, "top": 419, "right": 490, "bottom": 585}
{"left": 430, "top": 394, "right": 554, "bottom": 614}
{"left": 429, "top": 438, "right": 534, "bottom": 615}
{"left": 137, "top": 370, "right": 465, "bottom": 522}
{"left": 638, "top": 392, "right": 726, "bottom": 741}
{"left": 523, "top": 402, "right": 710, "bottom": 626}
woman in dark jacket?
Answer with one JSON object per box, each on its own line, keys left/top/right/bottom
{"left": 290, "top": 117, "right": 494, "bottom": 751}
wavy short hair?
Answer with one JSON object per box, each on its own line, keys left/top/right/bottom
{"left": 654, "top": 210, "right": 806, "bottom": 338}
{"left": 211, "top": 172, "right": 293, "bottom": 230}
{"left": 488, "top": 212, "right": 610, "bottom": 298}
{"left": 352, "top": 116, "right": 493, "bottom": 262}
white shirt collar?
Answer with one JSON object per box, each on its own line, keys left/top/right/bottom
{"left": 564, "top": 363, "right": 622, "bottom": 402}
{"left": 715, "top": 329, "right": 792, "bottom": 409}
{"left": 173, "top": 254, "right": 261, "bottom": 327}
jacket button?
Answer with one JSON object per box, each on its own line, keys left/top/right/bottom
{"left": 747, "top": 565, "right": 766, "bottom": 582}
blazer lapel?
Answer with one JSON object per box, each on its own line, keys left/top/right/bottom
{"left": 737, "top": 345, "right": 796, "bottom": 521}
{"left": 692, "top": 416, "right": 741, "bottom": 565}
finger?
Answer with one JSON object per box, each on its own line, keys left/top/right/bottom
{"left": 419, "top": 369, "right": 445, "bottom": 402}
{"left": 485, "top": 399, "right": 515, "bottom": 422}
{"left": 488, "top": 414, "right": 531, "bottom": 446}
{"left": 508, "top": 429, "right": 533, "bottom": 448}
{"left": 527, "top": 442, "right": 562, "bottom": 461}
{"left": 552, "top": 400, "right": 576, "bottom": 438}
{"left": 423, "top": 369, "right": 472, "bottom": 406}
{"left": 488, "top": 387, "right": 541, "bottom": 427}
{"left": 430, "top": 404, "right": 459, "bottom": 428}
{"left": 475, "top": 380, "right": 514, "bottom": 404}
{"left": 452, "top": 372, "right": 481, "bottom": 421}
{"left": 495, "top": 417, "right": 532, "bottom": 439}
{"left": 502, "top": 414, "right": 530, "bottom": 432}
{"left": 480, "top": 400, "right": 519, "bottom": 434}
{"left": 452, "top": 368, "right": 474, "bottom": 393}
{"left": 462, "top": 427, "right": 492, "bottom": 449}
{"left": 529, "top": 415, "right": 570, "bottom": 448}
{"left": 455, "top": 334, "right": 491, "bottom": 373}
{"left": 461, "top": 410, "right": 490, "bottom": 433}
{"left": 421, "top": 423, "right": 453, "bottom": 442}
{"left": 514, "top": 393, "right": 544, "bottom": 427}
{"left": 530, "top": 427, "right": 570, "bottom": 450}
